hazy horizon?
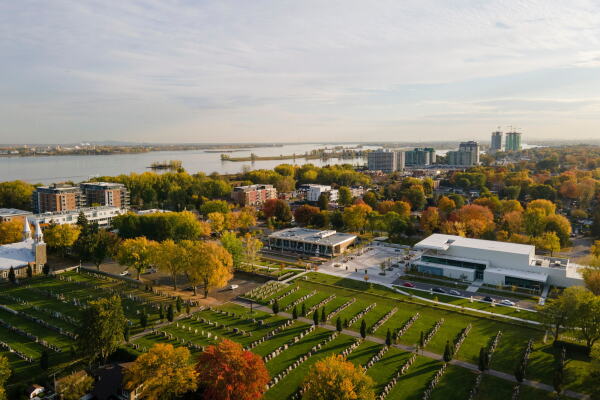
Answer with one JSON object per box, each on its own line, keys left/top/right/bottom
{"left": 2, "top": 1, "right": 600, "bottom": 144}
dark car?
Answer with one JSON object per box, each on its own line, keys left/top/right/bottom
{"left": 432, "top": 287, "right": 446, "bottom": 294}
{"left": 482, "top": 296, "right": 494, "bottom": 302}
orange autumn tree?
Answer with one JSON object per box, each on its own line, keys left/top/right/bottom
{"left": 196, "top": 339, "right": 269, "bottom": 400}
{"left": 420, "top": 207, "right": 440, "bottom": 234}
{"left": 449, "top": 204, "right": 495, "bottom": 238}
{"left": 302, "top": 354, "right": 375, "bottom": 400}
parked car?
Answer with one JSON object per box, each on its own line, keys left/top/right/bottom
{"left": 500, "top": 299, "right": 516, "bottom": 306}
{"left": 482, "top": 296, "right": 494, "bottom": 302}
{"left": 432, "top": 287, "right": 446, "bottom": 294}
{"left": 449, "top": 289, "right": 461, "bottom": 296}
{"left": 403, "top": 282, "right": 415, "bottom": 288}
{"left": 230, "top": 284, "right": 239, "bottom": 290}
{"left": 120, "top": 270, "right": 130, "bottom": 276}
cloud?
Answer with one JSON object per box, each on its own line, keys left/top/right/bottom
{"left": 1, "top": 0, "right": 600, "bottom": 143}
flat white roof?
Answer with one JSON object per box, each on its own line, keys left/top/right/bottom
{"left": 269, "top": 228, "right": 356, "bottom": 246}
{"left": 414, "top": 234, "right": 534, "bottom": 256}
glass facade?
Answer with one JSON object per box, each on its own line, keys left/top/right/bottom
{"left": 504, "top": 276, "right": 543, "bottom": 290}
{"left": 421, "top": 255, "right": 486, "bottom": 271}
{"left": 417, "top": 265, "right": 444, "bottom": 276}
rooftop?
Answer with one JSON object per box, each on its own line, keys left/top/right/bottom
{"left": 414, "top": 234, "right": 534, "bottom": 256}
{"left": 269, "top": 228, "right": 356, "bottom": 246}
{"left": 0, "top": 208, "right": 32, "bottom": 217}
{"left": 0, "top": 239, "right": 35, "bottom": 271}
{"left": 80, "top": 181, "right": 125, "bottom": 188}
{"left": 30, "top": 206, "right": 123, "bottom": 218}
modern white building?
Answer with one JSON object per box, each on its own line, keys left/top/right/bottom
{"left": 306, "top": 185, "right": 339, "bottom": 203}
{"left": 412, "top": 234, "right": 583, "bottom": 290}
{"left": 28, "top": 206, "right": 126, "bottom": 228}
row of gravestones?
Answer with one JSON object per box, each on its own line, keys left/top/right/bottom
{"left": 16, "top": 310, "right": 77, "bottom": 340}
{"left": 306, "top": 294, "right": 336, "bottom": 316}
{"left": 394, "top": 312, "right": 420, "bottom": 339}
{"left": 149, "top": 329, "right": 206, "bottom": 351}
{"left": 511, "top": 384, "right": 521, "bottom": 400}
{"left": 265, "top": 331, "right": 340, "bottom": 391}
{"left": 0, "top": 340, "right": 34, "bottom": 363}
{"left": 284, "top": 291, "right": 317, "bottom": 312}
{"left": 0, "top": 292, "right": 79, "bottom": 329}
{"left": 0, "top": 318, "right": 61, "bottom": 352}
{"left": 423, "top": 318, "right": 445, "bottom": 347}
{"left": 467, "top": 330, "right": 502, "bottom": 400}
{"left": 326, "top": 298, "right": 356, "bottom": 320}
{"left": 452, "top": 323, "right": 472, "bottom": 356}
{"left": 369, "top": 307, "right": 398, "bottom": 334}
{"left": 246, "top": 319, "right": 295, "bottom": 350}
{"left": 378, "top": 352, "right": 418, "bottom": 400}
{"left": 268, "top": 286, "right": 300, "bottom": 305}
{"left": 246, "top": 281, "right": 286, "bottom": 301}
{"left": 422, "top": 362, "right": 448, "bottom": 400}
{"left": 263, "top": 325, "right": 316, "bottom": 362}
{"left": 364, "top": 345, "right": 390, "bottom": 370}
{"left": 347, "top": 303, "right": 376, "bottom": 327}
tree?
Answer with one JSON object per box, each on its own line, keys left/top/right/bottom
{"left": 90, "top": 229, "right": 118, "bottom": 270}
{"left": 167, "top": 304, "right": 175, "bottom": 322}
{"left": 336, "top": 317, "right": 342, "bottom": 332}
{"left": 301, "top": 303, "right": 307, "bottom": 317}
{"left": 196, "top": 339, "right": 269, "bottom": 400}
{"left": 342, "top": 203, "right": 372, "bottom": 232}
{"left": 321, "top": 308, "right": 326, "bottom": 323}
{"left": 0, "top": 180, "right": 34, "bottom": 210}
{"left": 313, "top": 310, "right": 319, "bottom": 326}
{"left": 553, "top": 346, "right": 566, "bottom": 395}
{"left": 272, "top": 299, "right": 279, "bottom": 315}
{"left": 180, "top": 240, "right": 233, "bottom": 297}
{"left": 124, "top": 324, "right": 130, "bottom": 342}
{"left": 301, "top": 355, "right": 375, "bottom": 400}
{"left": 443, "top": 340, "right": 453, "bottom": 362}
{"left": 317, "top": 192, "right": 330, "bottom": 211}
{"left": 77, "top": 296, "right": 126, "bottom": 364}
{"left": 360, "top": 319, "right": 367, "bottom": 338}
{"left": 116, "top": 237, "right": 159, "bottom": 280}
{"left": 124, "top": 343, "right": 198, "bottom": 399}
{"left": 26, "top": 264, "right": 32, "bottom": 278}
{"left": 523, "top": 208, "right": 547, "bottom": 236}
{"left": 437, "top": 196, "right": 456, "bottom": 217}
{"left": 208, "top": 212, "right": 226, "bottom": 235}
{"left": 44, "top": 224, "right": 81, "bottom": 258}
{"left": 263, "top": 199, "right": 292, "bottom": 223}
{"left": 538, "top": 292, "right": 573, "bottom": 342}
{"left": 386, "top": 329, "right": 392, "bottom": 346}
{"left": 292, "top": 305, "right": 298, "bottom": 319}
{"left": 570, "top": 288, "right": 600, "bottom": 352}
{"left": 220, "top": 231, "right": 244, "bottom": 269}
{"left": 338, "top": 186, "right": 353, "bottom": 206}
{"left": 140, "top": 308, "right": 148, "bottom": 328}
{"left": 0, "top": 220, "right": 22, "bottom": 245}
{"left": 113, "top": 211, "right": 210, "bottom": 241}
{"left": 152, "top": 239, "right": 186, "bottom": 290}
{"left": 40, "top": 350, "right": 49, "bottom": 370}
{"left": 200, "top": 199, "right": 231, "bottom": 215}
{"left": 7, "top": 267, "right": 15, "bottom": 284}
{"left": 451, "top": 204, "right": 495, "bottom": 238}
{"left": 544, "top": 214, "right": 572, "bottom": 246}
{"left": 362, "top": 191, "right": 378, "bottom": 209}
{"left": 294, "top": 204, "right": 321, "bottom": 226}
{"left": 419, "top": 331, "right": 425, "bottom": 350}
{"left": 528, "top": 199, "right": 556, "bottom": 216}
{"left": 582, "top": 266, "right": 600, "bottom": 295}
{"left": 478, "top": 347, "right": 487, "bottom": 371}
{"left": 0, "top": 355, "right": 9, "bottom": 400}
{"left": 421, "top": 207, "right": 440, "bottom": 234}
{"left": 56, "top": 371, "right": 94, "bottom": 400}
{"left": 534, "top": 231, "right": 561, "bottom": 256}
{"left": 242, "top": 233, "right": 263, "bottom": 269}
{"left": 404, "top": 184, "right": 426, "bottom": 211}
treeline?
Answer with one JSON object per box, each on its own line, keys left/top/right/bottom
{"left": 112, "top": 211, "right": 211, "bottom": 241}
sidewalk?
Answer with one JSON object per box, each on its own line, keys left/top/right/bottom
{"left": 233, "top": 298, "right": 588, "bottom": 400}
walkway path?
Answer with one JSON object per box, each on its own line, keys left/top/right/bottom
{"left": 466, "top": 279, "right": 484, "bottom": 292}
{"left": 233, "top": 297, "right": 588, "bottom": 400}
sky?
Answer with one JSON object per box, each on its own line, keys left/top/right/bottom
{"left": 1, "top": 0, "right": 600, "bottom": 144}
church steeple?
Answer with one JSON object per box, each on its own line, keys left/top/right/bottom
{"left": 34, "top": 220, "right": 44, "bottom": 244}
{"left": 22, "top": 218, "right": 32, "bottom": 241}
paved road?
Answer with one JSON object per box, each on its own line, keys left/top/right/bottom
{"left": 233, "top": 297, "right": 588, "bottom": 400}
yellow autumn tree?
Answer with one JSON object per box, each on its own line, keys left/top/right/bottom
{"left": 180, "top": 240, "right": 233, "bottom": 297}
{"left": 116, "top": 237, "right": 159, "bottom": 280}
{"left": 0, "top": 220, "right": 22, "bottom": 245}
{"left": 302, "top": 355, "right": 375, "bottom": 400}
{"left": 123, "top": 343, "right": 197, "bottom": 399}
{"left": 44, "top": 224, "right": 81, "bottom": 258}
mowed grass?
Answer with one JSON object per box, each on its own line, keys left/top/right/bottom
{"left": 474, "top": 374, "right": 554, "bottom": 400}
{"left": 366, "top": 347, "right": 412, "bottom": 394}
{"left": 385, "top": 356, "right": 444, "bottom": 400}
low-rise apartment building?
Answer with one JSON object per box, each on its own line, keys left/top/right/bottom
{"left": 231, "top": 184, "right": 277, "bottom": 207}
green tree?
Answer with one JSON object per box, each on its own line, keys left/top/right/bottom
{"left": 360, "top": 319, "right": 367, "bottom": 338}
{"left": 336, "top": 317, "right": 342, "bottom": 332}
{"left": 40, "top": 350, "right": 49, "bottom": 370}
{"left": 338, "top": 186, "right": 353, "bottom": 206}
{"left": 90, "top": 229, "right": 118, "bottom": 270}
{"left": 140, "top": 309, "right": 148, "bottom": 328}
{"left": 538, "top": 294, "right": 573, "bottom": 343}
{"left": 200, "top": 200, "right": 231, "bottom": 215}
{"left": 0, "top": 355, "right": 9, "bottom": 400}
{"left": 386, "top": 329, "right": 392, "bottom": 346}
{"left": 26, "top": 264, "right": 33, "bottom": 278}
{"left": 7, "top": 267, "right": 15, "bottom": 284}
{"left": 317, "top": 192, "right": 330, "bottom": 211}
{"left": 321, "top": 308, "right": 326, "bottom": 323}
{"left": 0, "top": 180, "right": 34, "bottom": 210}
{"left": 167, "top": 304, "right": 175, "bottom": 322}
{"left": 272, "top": 299, "right": 279, "bottom": 315}
{"left": 292, "top": 305, "right": 298, "bottom": 319}
{"left": 301, "top": 303, "right": 307, "bottom": 317}
{"left": 116, "top": 237, "right": 159, "bottom": 280}
{"left": 56, "top": 371, "right": 94, "bottom": 400}
{"left": 313, "top": 310, "right": 319, "bottom": 326}
{"left": 77, "top": 296, "right": 126, "bottom": 364}
{"left": 443, "top": 340, "right": 453, "bottom": 362}
{"left": 220, "top": 231, "right": 244, "bottom": 269}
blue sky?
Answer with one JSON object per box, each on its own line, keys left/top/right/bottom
{"left": 1, "top": 0, "right": 600, "bottom": 144}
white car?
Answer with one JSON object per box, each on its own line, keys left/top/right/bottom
{"left": 449, "top": 290, "right": 461, "bottom": 296}
{"left": 500, "top": 299, "right": 516, "bottom": 306}
{"left": 120, "top": 270, "right": 130, "bottom": 276}
{"left": 230, "top": 284, "right": 239, "bottom": 290}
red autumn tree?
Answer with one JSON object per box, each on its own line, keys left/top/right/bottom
{"left": 196, "top": 339, "right": 269, "bottom": 400}
{"left": 294, "top": 204, "right": 321, "bottom": 226}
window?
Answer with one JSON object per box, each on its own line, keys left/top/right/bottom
{"left": 421, "top": 255, "right": 486, "bottom": 271}
{"left": 504, "top": 276, "right": 544, "bottom": 290}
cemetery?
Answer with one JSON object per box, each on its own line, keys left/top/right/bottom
{"left": 0, "top": 268, "right": 594, "bottom": 399}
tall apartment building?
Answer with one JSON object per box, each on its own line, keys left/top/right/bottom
{"left": 505, "top": 131, "right": 522, "bottom": 151}
{"left": 446, "top": 141, "right": 480, "bottom": 167}
{"left": 80, "top": 182, "right": 130, "bottom": 208}
{"left": 32, "top": 184, "right": 84, "bottom": 214}
{"left": 231, "top": 184, "right": 277, "bottom": 207}
{"left": 490, "top": 131, "right": 503, "bottom": 153}
{"left": 367, "top": 149, "right": 405, "bottom": 172}
{"left": 405, "top": 148, "right": 435, "bottom": 166}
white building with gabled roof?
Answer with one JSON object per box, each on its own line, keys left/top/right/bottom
{"left": 412, "top": 234, "right": 584, "bottom": 290}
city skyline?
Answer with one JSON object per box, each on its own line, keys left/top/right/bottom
{"left": 2, "top": 1, "right": 600, "bottom": 144}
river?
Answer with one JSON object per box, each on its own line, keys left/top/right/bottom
{"left": 0, "top": 143, "right": 379, "bottom": 184}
